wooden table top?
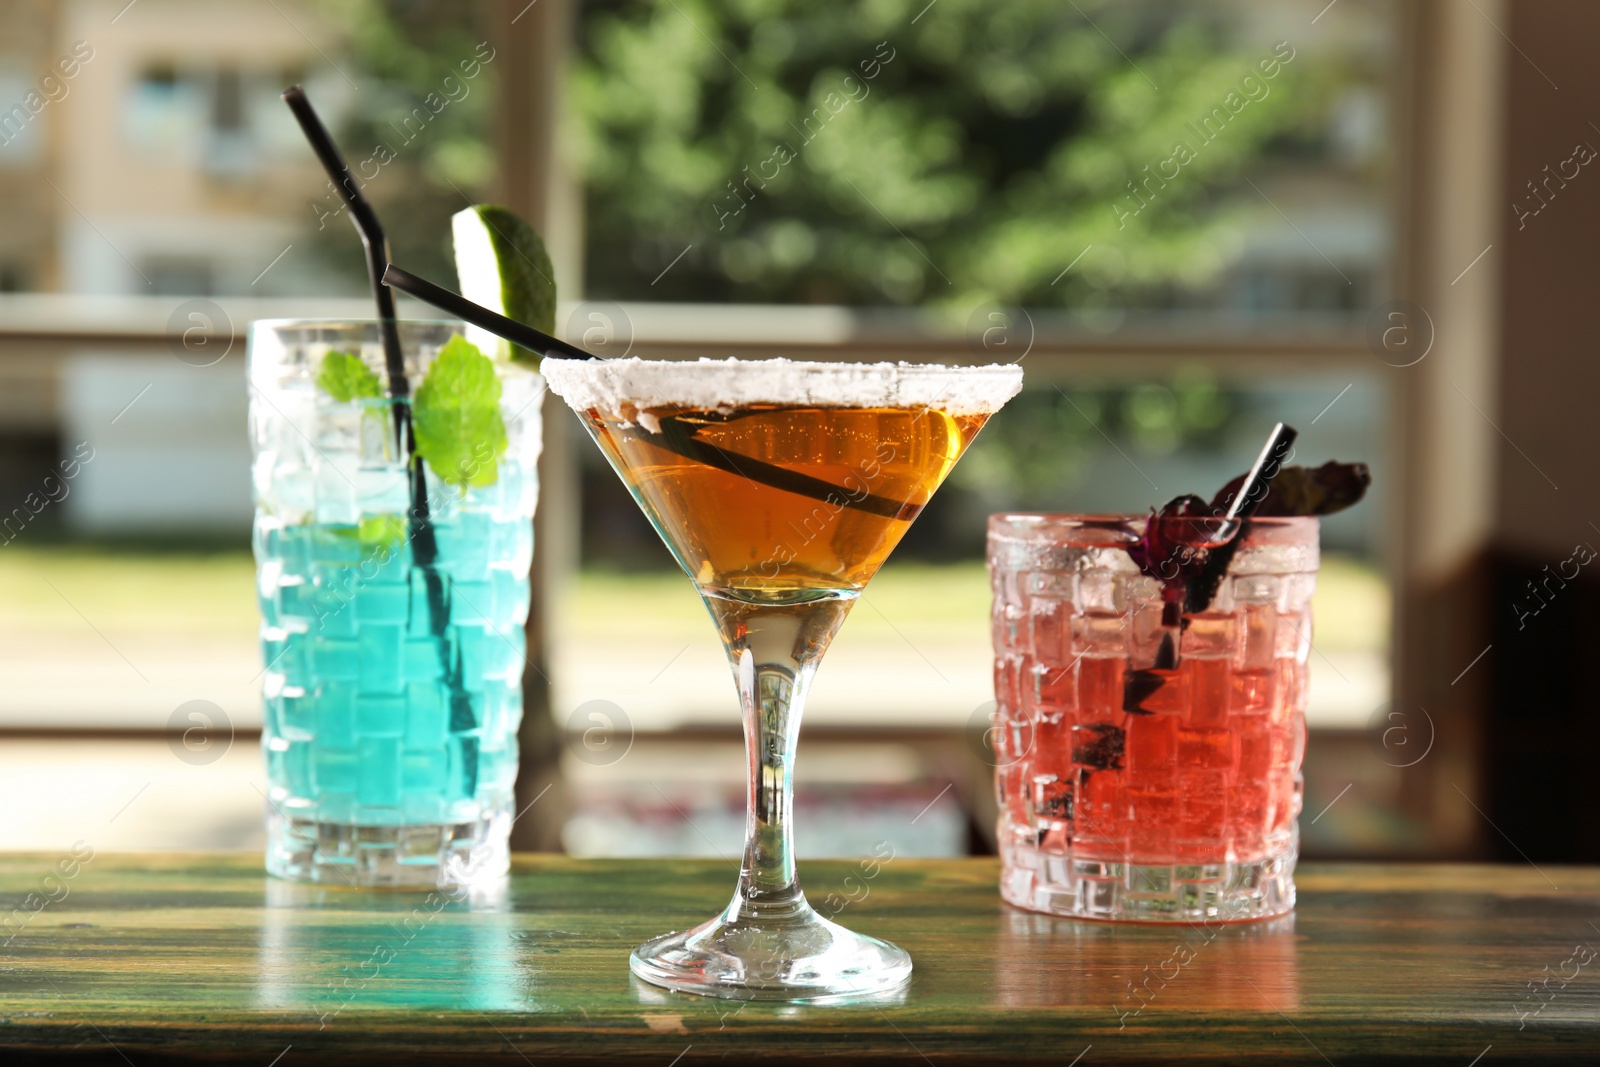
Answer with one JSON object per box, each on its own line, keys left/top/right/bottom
{"left": 0, "top": 854, "right": 1596, "bottom": 1064}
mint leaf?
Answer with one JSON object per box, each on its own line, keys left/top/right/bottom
{"left": 412, "top": 335, "right": 507, "bottom": 490}
{"left": 316, "top": 351, "right": 384, "bottom": 403}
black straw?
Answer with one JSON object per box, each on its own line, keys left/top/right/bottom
{"left": 650, "top": 416, "right": 919, "bottom": 521}
{"left": 281, "top": 85, "right": 474, "bottom": 739}
{"left": 382, "top": 264, "right": 939, "bottom": 520}
{"left": 280, "top": 85, "right": 426, "bottom": 532}
{"left": 382, "top": 263, "right": 594, "bottom": 361}
{"left": 1223, "top": 422, "right": 1298, "bottom": 523}
{"left": 281, "top": 85, "right": 409, "bottom": 403}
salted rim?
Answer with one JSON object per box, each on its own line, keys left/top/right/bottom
{"left": 540, "top": 356, "right": 1024, "bottom": 416}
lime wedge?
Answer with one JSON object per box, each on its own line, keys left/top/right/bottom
{"left": 451, "top": 203, "right": 556, "bottom": 367}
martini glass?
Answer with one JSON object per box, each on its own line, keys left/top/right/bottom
{"left": 542, "top": 356, "right": 1022, "bottom": 1001}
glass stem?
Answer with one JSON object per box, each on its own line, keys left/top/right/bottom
{"left": 704, "top": 592, "right": 854, "bottom": 922}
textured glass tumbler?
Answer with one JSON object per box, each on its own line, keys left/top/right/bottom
{"left": 987, "top": 514, "right": 1317, "bottom": 922}
{"left": 248, "top": 320, "right": 540, "bottom": 887}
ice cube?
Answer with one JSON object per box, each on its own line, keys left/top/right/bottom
{"left": 313, "top": 746, "right": 358, "bottom": 793}
{"left": 1029, "top": 596, "right": 1075, "bottom": 666}
{"left": 449, "top": 580, "right": 494, "bottom": 625}
{"left": 313, "top": 680, "right": 357, "bottom": 746}
{"left": 491, "top": 566, "right": 531, "bottom": 626}
{"left": 354, "top": 581, "right": 409, "bottom": 625}
{"left": 1187, "top": 659, "right": 1231, "bottom": 727}
{"left": 1279, "top": 572, "right": 1317, "bottom": 612}
{"left": 1077, "top": 657, "right": 1127, "bottom": 721}
{"left": 491, "top": 518, "right": 534, "bottom": 574}
{"left": 1024, "top": 569, "right": 1077, "bottom": 599}
{"left": 992, "top": 599, "right": 1026, "bottom": 655}
{"left": 1124, "top": 667, "right": 1188, "bottom": 715}
{"left": 1275, "top": 608, "right": 1312, "bottom": 660}
{"left": 401, "top": 747, "right": 449, "bottom": 800}
{"left": 1231, "top": 668, "right": 1276, "bottom": 714}
{"left": 1076, "top": 571, "right": 1122, "bottom": 614}
{"left": 1030, "top": 774, "right": 1072, "bottom": 822}
{"left": 1236, "top": 602, "right": 1278, "bottom": 670}
{"left": 1128, "top": 596, "right": 1169, "bottom": 670}
{"left": 1182, "top": 612, "right": 1238, "bottom": 659}
{"left": 357, "top": 406, "right": 399, "bottom": 468}
{"left": 1232, "top": 574, "right": 1280, "bottom": 604}
{"left": 1031, "top": 660, "right": 1078, "bottom": 715}
{"left": 1071, "top": 612, "right": 1130, "bottom": 656}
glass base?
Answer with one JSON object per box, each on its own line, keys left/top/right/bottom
{"left": 265, "top": 805, "right": 510, "bottom": 889}
{"left": 1000, "top": 830, "right": 1297, "bottom": 923}
{"left": 630, "top": 899, "right": 913, "bottom": 1002}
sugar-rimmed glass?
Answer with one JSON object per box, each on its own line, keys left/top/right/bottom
{"left": 544, "top": 356, "right": 1021, "bottom": 999}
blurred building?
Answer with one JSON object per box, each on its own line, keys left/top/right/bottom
{"left": 0, "top": 0, "right": 363, "bottom": 536}
{"left": 0, "top": 0, "right": 342, "bottom": 299}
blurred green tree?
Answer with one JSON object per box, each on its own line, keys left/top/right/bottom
{"left": 948, "top": 367, "right": 1236, "bottom": 507}
{"left": 572, "top": 0, "right": 1336, "bottom": 307}
{"left": 300, "top": 0, "right": 499, "bottom": 290}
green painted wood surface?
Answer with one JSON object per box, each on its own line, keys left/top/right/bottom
{"left": 0, "top": 854, "right": 1596, "bottom": 1063}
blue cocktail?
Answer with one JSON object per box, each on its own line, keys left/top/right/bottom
{"left": 249, "top": 319, "right": 539, "bottom": 886}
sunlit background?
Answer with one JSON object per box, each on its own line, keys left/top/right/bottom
{"left": 2, "top": 0, "right": 1533, "bottom": 865}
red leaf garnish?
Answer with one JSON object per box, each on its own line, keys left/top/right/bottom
{"left": 1126, "top": 494, "right": 1232, "bottom": 591}
{"left": 1209, "top": 460, "right": 1371, "bottom": 517}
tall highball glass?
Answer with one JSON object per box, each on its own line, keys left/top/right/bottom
{"left": 248, "top": 320, "right": 540, "bottom": 887}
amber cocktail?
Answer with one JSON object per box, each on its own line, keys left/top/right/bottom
{"left": 544, "top": 357, "right": 1021, "bottom": 1000}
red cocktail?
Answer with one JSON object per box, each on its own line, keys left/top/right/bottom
{"left": 988, "top": 514, "right": 1317, "bottom": 922}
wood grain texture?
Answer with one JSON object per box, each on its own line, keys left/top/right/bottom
{"left": 0, "top": 854, "right": 1597, "bottom": 1064}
